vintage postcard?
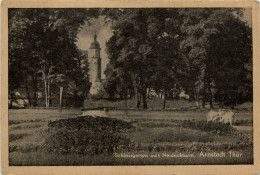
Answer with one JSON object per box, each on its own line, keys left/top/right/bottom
{"left": 1, "top": 0, "right": 260, "bottom": 175}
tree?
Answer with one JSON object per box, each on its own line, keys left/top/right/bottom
{"left": 207, "top": 10, "right": 252, "bottom": 106}
{"left": 149, "top": 38, "right": 180, "bottom": 109}
{"left": 8, "top": 55, "right": 24, "bottom": 108}
{"left": 8, "top": 9, "right": 41, "bottom": 107}
{"left": 179, "top": 8, "right": 252, "bottom": 107}
{"left": 104, "top": 33, "right": 134, "bottom": 100}
{"left": 103, "top": 8, "right": 252, "bottom": 109}
{"left": 103, "top": 63, "right": 133, "bottom": 99}
{"left": 104, "top": 9, "right": 182, "bottom": 109}
{"left": 8, "top": 8, "right": 99, "bottom": 107}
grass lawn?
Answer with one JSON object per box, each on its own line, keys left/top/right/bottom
{"left": 8, "top": 109, "right": 253, "bottom": 166}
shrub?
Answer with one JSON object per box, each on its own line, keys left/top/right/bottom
{"left": 9, "top": 133, "right": 28, "bottom": 142}
{"left": 180, "top": 120, "right": 236, "bottom": 135}
{"left": 134, "top": 140, "right": 252, "bottom": 153}
{"left": 9, "top": 119, "right": 45, "bottom": 126}
{"left": 236, "top": 133, "right": 253, "bottom": 147}
{"left": 12, "top": 124, "right": 43, "bottom": 130}
{"left": 11, "top": 126, "right": 22, "bottom": 130}
{"left": 153, "top": 129, "right": 214, "bottom": 143}
{"left": 9, "top": 120, "right": 22, "bottom": 126}
{"left": 9, "top": 144, "right": 41, "bottom": 153}
{"left": 234, "top": 120, "right": 253, "bottom": 126}
{"left": 138, "top": 122, "right": 178, "bottom": 128}
{"left": 43, "top": 116, "right": 136, "bottom": 155}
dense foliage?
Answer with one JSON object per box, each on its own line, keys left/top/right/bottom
{"left": 8, "top": 8, "right": 252, "bottom": 109}
{"left": 8, "top": 9, "right": 99, "bottom": 107}
{"left": 103, "top": 8, "right": 252, "bottom": 109}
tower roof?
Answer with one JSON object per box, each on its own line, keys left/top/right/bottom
{"left": 90, "top": 33, "right": 100, "bottom": 49}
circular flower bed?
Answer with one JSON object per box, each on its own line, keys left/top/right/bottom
{"left": 43, "top": 116, "right": 136, "bottom": 155}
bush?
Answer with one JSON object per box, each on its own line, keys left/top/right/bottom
{"left": 134, "top": 140, "right": 252, "bottom": 152}
{"left": 43, "top": 116, "right": 136, "bottom": 155}
{"left": 234, "top": 120, "right": 253, "bottom": 126}
{"left": 9, "top": 144, "right": 41, "bottom": 153}
{"left": 138, "top": 122, "right": 178, "bottom": 128}
{"left": 9, "top": 133, "right": 28, "bottom": 142}
{"left": 236, "top": 133, "right": 253, "bottom": 147}
{"left": 9, "top": 119, "right": 45, "bottom": 126}
{"left": 180, "top": 120, "right": 236, "bottom": 135}
{"left": 153, "top": 129, "right": 214, "bottom": 143}
{"left": 9, "top": 120, "right": 22, "bottom": 126}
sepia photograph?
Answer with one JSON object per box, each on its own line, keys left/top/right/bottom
{"left": 1, "top": 1, "right": 260, "bottom": 174}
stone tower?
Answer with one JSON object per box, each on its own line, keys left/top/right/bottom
{"left": 89, "top": 33, "right": 102, "bottom": 95}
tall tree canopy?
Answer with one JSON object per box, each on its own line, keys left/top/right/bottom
{"left": 8, "top": 8, "right": 252, "bottom": 109}
{"left": 179, "top": 8, "right": 252, "bottom": 107}
{"left": 8, "top": 8, "right": 99, "bottom": 107}
{"left": 103, "top": 9, "right": 184, "bottom": 109}
{"left": 104, "top": 8, "right": 252, "bottom": 109}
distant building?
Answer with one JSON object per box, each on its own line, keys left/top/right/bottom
{"left": 88, "top": 33, "right": 102, "bottom": 95}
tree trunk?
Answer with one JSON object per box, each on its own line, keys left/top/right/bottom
{"left": 134, "top": 77, "right": 141, "bottom": 108}
{"left": 73, "top": 90, "right": 78, "bottom": 107}
{"left": 202, "top": 89, "right": 206, "bottom": 108}
{"left": 42, "top": 68, "right": 48, "bottom": 108}
{"left": 136, "top": 91, "right": 141, "bottom": 108}
{"left": 25, "top": 78, "right": 32, "bottom": 107}
{"left": 125, "top": 90, "right": 128, "bottom": 115}
{"left": 163, "top": 90, "right": 167, "bottom": 109}
{"left": 47, "top": 80, "right": 50, "bottom": 107}
{"left": 42, "top": 66, "right": 53, "bottom": 108}
{"left": 59, "top": 86, "right": 63, "bottom": 112}
{"left": 142, "top": 87, "right": 148, "bottom": 109}
{"left": 44, "top": 79, "right": 48, "bottom": 108}
{"left": 147, "top": 87, "right": 151, "bottom": 99}
{"left": 125, "top": 95, "right": 128, "bottom": 109}
{"left": 32, "top": 75, "right": 38, "bottom": 107}
{"left": 43, "top": 75, "right": 50, "bottom": 108}
{"left": 207, "top": 78, "right": 213, "bottom": 109}
{"left": 49, "top": 84, "right": 52, "bottom": 107}
{"left": 9, "top": 92, "right": 14, "bottom": 108}
{"left": 235, "top": 90, "right": 239, "bottom": 106}
{"left": 202, "top": 68, "right": 208, "bottom": 108}
{"left": 197, "top": 84, "right": 201, "bottom": 108}
{"left": 194, "top": 90, "right": 196, "bottom": 102}
{"left": 194, "top": 88, "right": 198, "bottom": 108}
{"left": 202, "top": 82, "right": 206, "bottom": 108}
{"left": 135, "top": 84, "right": 141, "bottom": 108}
{"left": 219, "top": 90, "right": 224, "bottom": 108}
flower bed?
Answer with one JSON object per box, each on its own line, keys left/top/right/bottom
{"left": 43, "top": 116, "right": 136, "bottom": 155}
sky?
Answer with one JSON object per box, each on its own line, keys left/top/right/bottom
{"left": 76, "top": 8, "right": 252, "bottom": 79}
